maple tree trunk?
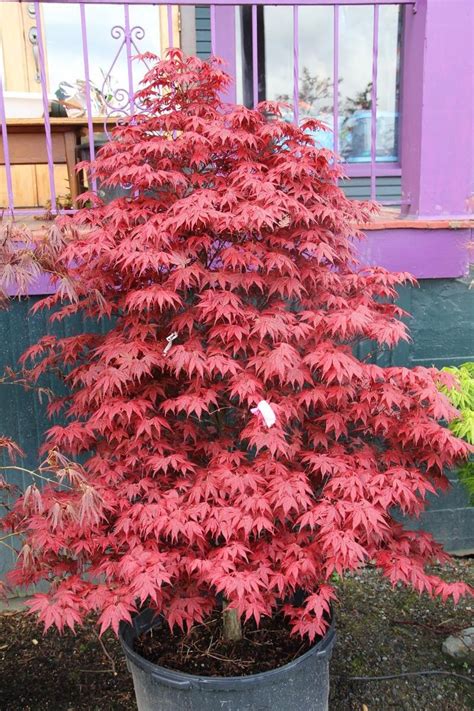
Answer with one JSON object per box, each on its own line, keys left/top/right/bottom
{"left": 222, "top": 601, "right": 242, "bottom": 642}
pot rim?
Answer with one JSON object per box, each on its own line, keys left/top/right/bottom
{"left": 119, "top": 608, "right": 336, "bottom": 690}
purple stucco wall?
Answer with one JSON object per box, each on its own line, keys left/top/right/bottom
{"left": 17, "top": 226, "right": 471, "bottom": 298}
{"left": 401, "top": 0, "right": 474, "bottom": 219}
{"left": 358, "top": 228, "right": 472, "bottom": 279}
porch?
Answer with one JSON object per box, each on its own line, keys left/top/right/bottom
{"left": 0, "top": 1, "right": 470, "bottom": 217}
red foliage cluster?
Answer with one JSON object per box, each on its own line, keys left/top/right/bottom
{"left": 6, "top": 51, "right": 472, "bottom": 640}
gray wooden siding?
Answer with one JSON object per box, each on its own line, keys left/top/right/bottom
{"left": 340, "top": 176, "right": 402, "bottom": 204}
{"left": 1, "top": 273, "right": 473, "bottom": 586}
{"left": 195, "top": 6, "right": 211, "bottom": 59}
{"left": 0, "top": 299, "right": 111, "bottom": 580}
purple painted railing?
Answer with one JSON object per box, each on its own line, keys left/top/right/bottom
{"left": 0, "top": 0, "right": 415, "bottom": 217}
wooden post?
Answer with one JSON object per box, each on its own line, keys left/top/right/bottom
{"left": 222, "top": 601, "right": 242, "bottom": 642}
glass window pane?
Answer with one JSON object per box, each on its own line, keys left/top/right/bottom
{"left": 339, "top": 4, "right": 401, "bottom": 163}
{"left": 236, "top": 5, "right": 293, "bottom": 116}
{"left": 43, "top": 3, "right": 83, "bottom": 96}
{"left": 376, "top": 5, "right": 402, "bottom": 161}
{"left": 263, "top": 6, "right": 293, "bottom": 118}
{"left": 237, "top": 3, "right": 402, "bottom": 164}
{"left": 297, "top": 6, "right": 334, "bottom": 149}
{"left": 338, "top": 5, "right": 373, "bottom": 163}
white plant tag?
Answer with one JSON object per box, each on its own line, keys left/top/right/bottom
{"left": 163, "top": 331, "right": 178, "bottom": 356}
{"left": 250, "top": 400, "right": 277, "bottom": 428}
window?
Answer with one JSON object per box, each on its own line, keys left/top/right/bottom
{"left": 235, "top": 4, "right": 402, "bottom": 164}
{"left": 42, "top": 3, "right": 162, "bottom": 116}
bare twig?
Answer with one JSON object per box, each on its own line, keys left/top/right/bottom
{"left": 92, "top": 630, "right": 117, "bottom": 675}
{"left": 342, "top": 670, "right": 474, "bottom": 685}
{"left": 389, "top": 618, "right": 464, "bottom": 637}
{"left": 0, "top": 466, "right": 72, "bottom": 490}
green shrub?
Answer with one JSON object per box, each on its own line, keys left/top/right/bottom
{"left": 441, "top": 363, "right": 474, "bottom": 502}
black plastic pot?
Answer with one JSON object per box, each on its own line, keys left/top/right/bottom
{"left": 119, "top": 608, "right": 336, "bottom": 711}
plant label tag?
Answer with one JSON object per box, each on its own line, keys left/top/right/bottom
{"left": 163, "top": 332, "right": 178, "bottom": 356}
{"left": 250, "top": 400, "right": 276, "bottom": 428}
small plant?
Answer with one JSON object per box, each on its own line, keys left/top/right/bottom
{"left": 39, "top": 192, "right": 74, "bottom": 221}
{"left": 440, "top": 363, "right": 474, "bottom": 502}
{"left": 4, "top": 51, "right": 472, "bottom": 646}
{"left": 0, "top": 222, "right": 73, "bottom": 303}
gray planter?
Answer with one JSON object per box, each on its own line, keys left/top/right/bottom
{"left": 119, "top": 608, "right": 336, "bottom": 711}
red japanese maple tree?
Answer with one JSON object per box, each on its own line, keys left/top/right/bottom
{"left": 6, "top": 51, "right": 472, "bottom": 641}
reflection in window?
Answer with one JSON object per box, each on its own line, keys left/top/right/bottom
{"left": 294, "top": 5, "right": 334, "bottom": 151}
{"left": 339, "top": 4, "right": 401, "bottom": 162}
{"left": 375, "top": 5, "right": 401, "bottom": 162}
{"left": 263, "top": 7, "right": 293, "bottom": 114}
{"left": 236, "top": 4, "right": 402, "bottom": 163}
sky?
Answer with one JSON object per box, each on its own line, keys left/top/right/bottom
{"left": 43, "top": 3, "right": 162, "bottom": 101}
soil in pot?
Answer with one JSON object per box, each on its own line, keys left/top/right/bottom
{"left": 133, "top": 613, "right": 317, "bottom": 677}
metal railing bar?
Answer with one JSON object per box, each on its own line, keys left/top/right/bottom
{"left": 0, "top": 73, "right": 15, "bottom": 216}
{"left": 293, "top": 5, "right": 299, "bottom": 126}
{"left": 370, "top": 3, "right": 379, "bottom": 201}
{"left": 6, "top": 199, "right": 407, "bottom": 215}
{"left": 346, "top": 163, "right": 401, "bottom": 178}
{"left": 210, "top": 4, "right": 217, "bottom": 55}
{"left": 333, "top": 4, "right": 339, "bottom": 156}
{"left": 27, "top": 1, "right": 416, "bottom": 7}
{"left": 34, "top": 0, "right": 57, "bottom": 212}
{"left": 124, "top": 3, "right": 135, "bottom": 115}
{"left": 79, "top": 3, "right": 97, "bottom": 194}
{"left": 7, "top": 208, "right": 78, "bottom": 216}
{"left": 0, "top": 0, "right": 406, "bottom": 215}
{"left": 167, "top": 4, "right": 174, "bottom": 47}
{"left": 124, "top": 3, "right": 140, "bottom": 200}
{"left": 251, "top": 4, "right": 258, "bottom": 107}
